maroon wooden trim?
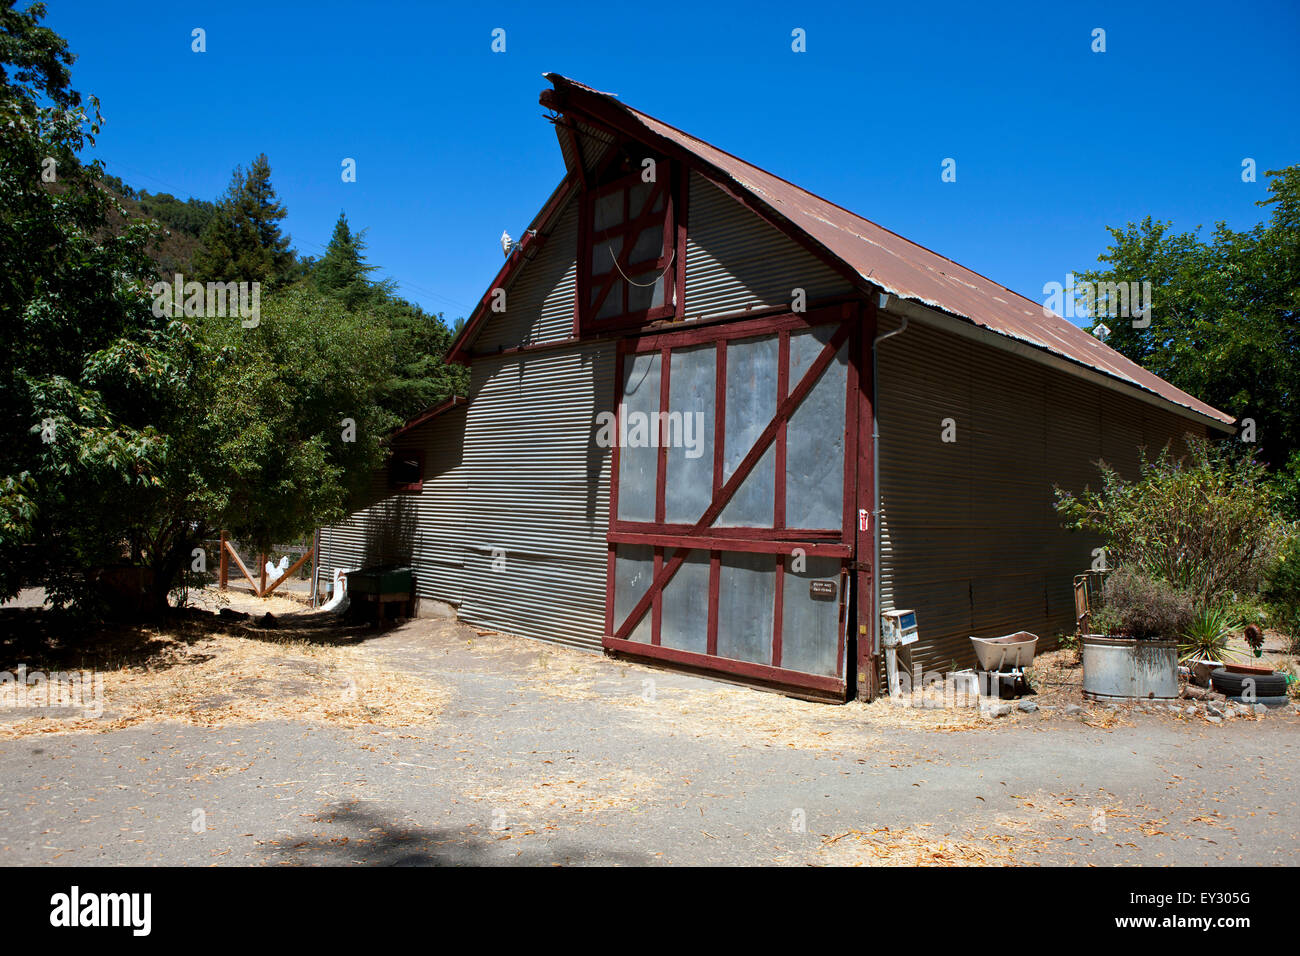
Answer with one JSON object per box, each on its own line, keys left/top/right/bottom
{"left": 611, "top": 522, "right": 843, "bottom": 541}
{"left": 604, "top": 637, "right": 846, "bottom": 696}
{"left": 651, "top": 547, "right": 663, "bottom": 645}
{"left": 612, "top": 322, "right": 851, "bottom": 640}
{"left": 842, "top": 304, "right": 860, "bottom": 547}
{"left": 706, "top": 551, "right": 720, "bottom": 656}
{"left": 836, "top": 567, "right": 849, "bottom": 678}
{"left": 448, "top": 175, "right": 576, "bottom": 364}
{"left": 608, "top": 339, "right": 628, "bottom": 534}
{"left": 608, "top": 531, "right": 851, "bottom": 557}
{"left": 713, "top": 339, "right": 726, "bottom": 497}
{"left": 854, "top": 296, "right": 879, "bottom": 700}
{"left": 655, "top": 345, "right": 670, "bottom": 525}
{"left": 772, "top": 553, "right": 785, "bottom": 668}
{"left": 588, "top": 175, "right": 671, "bottom": 316}
{"left": 625, "top": 305, "right": 842, "bottom": 353}
{"left": 388, "top": 395, "right": 466, "bottom": 441}
{"left": 540, "top": 86, "right": 870, "bottom": 299}
{"left": 604, "top": 545, "right": 616, "bottom": 637}
{"left": 775, "top": 329, "right": 790, "bottom": 530}
{"left": 582, "top": 166, "right": 676, "bottom": 331}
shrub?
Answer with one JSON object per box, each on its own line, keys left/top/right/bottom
{"left": 1097, "top": 568, "right": 1196, "bottom": 641}
{"left": 1055, "top": 439, "right": 1279, "bottom": 607}
{"left": 1178, "top": 606, "right": 1245, "bottom": 664}
{"left": 1265, "top": 529, "right": 1300, "bottom": 650}
{"left": 1271, "top": 451, "right": 1300, "bottom": 522}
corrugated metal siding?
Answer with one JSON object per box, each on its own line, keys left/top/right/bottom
{"left": 556, "top": 120, "right": 614, "bottom": 182}
{"left": 473, "top": 200, "right": 580, "bottom": 352}
{"left": 684, "top": 173, "right": 854, "bottom": 320}
{"left": 877, "top": 318, "right": 1206, "bottom": 675}
{"left": 318, "top": 405, "right": 468, "bottom": 605}
{"left": 457, "top": 341, "right": 615, "bottom": 651}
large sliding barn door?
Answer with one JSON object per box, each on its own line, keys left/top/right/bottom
{"left": 604, "top": 304, "right": 860, "bottom": 697}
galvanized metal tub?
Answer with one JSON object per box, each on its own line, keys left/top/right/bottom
{"left": 1081, "top": 636, "right": 1179, "bottom": 700}
{"left": 970, "top": 632, "right": 1038, "bottom": 670}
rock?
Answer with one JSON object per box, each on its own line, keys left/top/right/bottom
{"left": 1253, "top": 704, "right": 1268, "bottom": 717}
{"left": 1064, "top": 704, "right": 1083, "bottom": 715}
{"left": 1018, "top": 700, "right": 1039, "bottom": 713}
{"left": 1206, "top": 702, "right": 1224, "bottom": 717}
{"left": 983, "top": 703, "right": 1014, "bottom": 718}
{"left": 1185, "top": 705, "right": 1198, "bottom": 716}
{"left": 1206, "top": 715, "right": 1223, "bottom": 724}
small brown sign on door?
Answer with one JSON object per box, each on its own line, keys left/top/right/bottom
{"left": 809, "top": 580, "right": 837, "bottom": 601}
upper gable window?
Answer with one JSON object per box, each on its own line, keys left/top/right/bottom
{"left": 582, "top": 152, "right": 677, "bottom": 328}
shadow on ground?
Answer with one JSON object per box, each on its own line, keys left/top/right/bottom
{"left": 0, "top": 602, "right": 389, "bottom": 674}
{"left": 260, "top": 802, "right": 654, "bottom": 867}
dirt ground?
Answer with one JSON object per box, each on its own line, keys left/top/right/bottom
{"left": 1, "top": 589, "right": 1297, "bottom": 866}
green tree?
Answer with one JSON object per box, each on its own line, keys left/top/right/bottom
{"left": 308, "top": 212, "right": 465, "bottom": 419}
{"left": 189, "top": 289, "right": 399, "bottom": 549}
{"left": 1055, "top": 440, "right": 1281, "bottom": 607}
{"left": 380, "top": 302, "right": 465, "bottom": 418}
{"left": 0, "top": 7, "right": 410, "bottom": 616}
{"left": 1076, "top": 166, "right": 1300, "bottom": 475}
{"left": 193, "top": 152, "right": 296, "bottom": 288}
{"left": 313, "top": 211, "right": 389, "bottom": 310}
{"left": 1, "top": 0, "right": 177, "bottom": 606}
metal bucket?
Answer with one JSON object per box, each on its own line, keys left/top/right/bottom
{"left": 1081, "top": 636, "right": 1179, "bottom": 700}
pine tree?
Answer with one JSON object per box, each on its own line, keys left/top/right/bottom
{"left": 314, "top": 211, "right": 387, "bottom": 309}
{"left": 194, "top": 153, "right": 295, "bottom": 287}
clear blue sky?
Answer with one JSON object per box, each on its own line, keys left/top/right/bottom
{"left": 47, "top": 0, "right": 1300, "bottom": 323}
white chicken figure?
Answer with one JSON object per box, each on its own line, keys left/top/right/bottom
{"left": 264, "top": 555, "right": 290, "bottom": 584}
{"left": 500, "top": 230, "right": 513, "bottom": 257}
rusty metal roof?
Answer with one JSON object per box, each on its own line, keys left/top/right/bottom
{"left": 545, "top": 75, "right": 1233, "bottom": 428}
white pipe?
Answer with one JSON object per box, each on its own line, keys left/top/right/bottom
{"left": 320, "top": 567, "right": 357, "bottom": 613}
{"left": 872, "top": 297, "right": 908, "bottom": 700}
{"left": 885, "top": 645, "right": 903, "bottom": 698}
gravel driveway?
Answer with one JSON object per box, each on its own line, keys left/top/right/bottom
{"left": 1, "top": 614, "right": 1297, "bottom": 866}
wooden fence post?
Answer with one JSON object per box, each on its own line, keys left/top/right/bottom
{"left": 219, "top": 531, "right": 228, "bottom": 591}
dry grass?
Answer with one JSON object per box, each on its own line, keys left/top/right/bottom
{"left": 0, "top": 591, "right": 448, "bottom": 739}
{"left": 817, "top": 826, "right": 1030, "bottom": 866}
{"left": 462, "top": 767, "right": 662, "bottom": 820}
{"left": 628, "top": 684, "right": 992, "bottom": 749}
{"left": 474, "top": 634, "right": 1021, "bottom": 747}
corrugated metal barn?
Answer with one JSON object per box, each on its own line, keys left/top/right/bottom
{"left": 319, "top": 75, "right": 1234, "bottom": 701}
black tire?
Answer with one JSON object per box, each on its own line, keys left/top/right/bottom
{"left": 1210, "top": 667, "right": 1288, "bottom": 698}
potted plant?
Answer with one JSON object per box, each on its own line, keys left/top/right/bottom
{"left": 1079, "top": 569, "right": 1190, "bottom": 700}
{"left": 1179, "top": 606, "right": 1245, "bottom": 686}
